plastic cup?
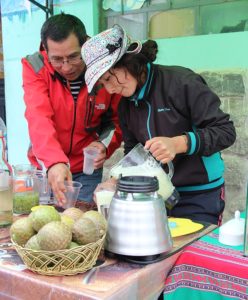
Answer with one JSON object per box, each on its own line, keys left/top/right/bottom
{"left": 35, "top": 171, "right": 52, "bottom": 205}
{"left": 83, "top": 147, "right": 99, "bottom": 175}
{"left": 94, "top": 182, "right": 116, "bottom": 220}
{"left": 62, "top": 180, "right": 82, "bottom": 209}
{"left": 99, "top": 204, "right": 109, "bottom": 220}
{"left": 95, "top": 188, "right": 115, "bottom": 213}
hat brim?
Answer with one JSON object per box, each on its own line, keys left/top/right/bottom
{"left": 84, "top": 25, "right": 129, "bottom": 93}
{"left": 85, "top": 49, "right": 121, "bottom": 93}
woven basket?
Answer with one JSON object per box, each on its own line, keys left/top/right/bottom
{"left": 12, "top": 234, "right": 106, "bottom": 276}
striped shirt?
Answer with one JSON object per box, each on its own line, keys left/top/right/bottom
{"left": 69, "top": 80, "right": 83, "bottom": 101}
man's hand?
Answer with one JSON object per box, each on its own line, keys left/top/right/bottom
{"left": 87, "top": 141, "right": 107, "bottom": 169}
{"left": 47, "top": 163, "right": 72, "bottom": 206}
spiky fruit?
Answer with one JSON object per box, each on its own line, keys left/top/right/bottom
{"left": 69, "top": 241, "right": 80, "bottom": 249}
{"left": 83, "top": 210, "right": 107, "bottom": 236}
{"left": 29, "top": 206, "right": 61, "bottom": 232}
{"left": 31, "top": 205, "right": 47, "bottom": 212}
{"left": 62, "top": 207, "right": 83, "bottom": 221}
{"left": 25, "top": 234, "right": 47, "bottom": 268}
{"left": 61, "top": 215, "right": 74, "bottom": 229}
{"left": 25, "top": 234, "right": 41, "bottom": 250}
{"left": 10, "top": 217, "right": 35, "bottom": 246}
{"left": 37, "top": 221, "right": 72, "bottom": 251}
{"left": 72, "top": 217, "right": 100, "bottom": 245}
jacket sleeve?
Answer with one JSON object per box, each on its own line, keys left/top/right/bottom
{"left": 177, "top": 73, "right": 236, "bottom": 156}
{"left": 96, "top": 93, "right": 123, "bottom": 159}
{"left": 22, "top": 57, "right": 69, "bottom": 170}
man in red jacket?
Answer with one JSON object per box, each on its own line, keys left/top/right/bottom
{"left": 22, "top": 13, "right": 122, "bottom": 207}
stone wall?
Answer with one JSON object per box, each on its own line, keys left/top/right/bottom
{"left": 200, "top": 69, "right": 248, "bottom": 222}
{"left": 103, "top": 69, "right": 248, "bottom": 223}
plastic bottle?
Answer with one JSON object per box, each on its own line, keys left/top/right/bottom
{"left": 0, "top": 117, "right": 6, "bottom": 135}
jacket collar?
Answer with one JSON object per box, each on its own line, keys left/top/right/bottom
{"left": 129, "top": 63, "right": 154, "bottom": 105}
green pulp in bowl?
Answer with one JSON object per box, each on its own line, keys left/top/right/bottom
{"left": 13, "top": 191, "right": 39, "bottom": 214}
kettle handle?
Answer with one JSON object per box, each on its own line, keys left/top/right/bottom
{"left": 167, "top": 161, "right": 174, "bottom": 180}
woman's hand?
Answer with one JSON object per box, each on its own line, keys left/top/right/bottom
{"left": 144, "top": 136, "right": 188, "bottom": 164}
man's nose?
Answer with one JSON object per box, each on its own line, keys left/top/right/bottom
{"left": 61, "top": 61, "right": 72, "bottom": 71}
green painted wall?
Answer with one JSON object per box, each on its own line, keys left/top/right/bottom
{"left": 1, "top": 0, "right": 248, "bottom": 166}
{"left": 2, "top": 9, "right": 45, "bottom": 166}
{"left": 155, "top": 31, "right": 248, "bottom": 69}
{"left": 1, "top": 0, "right": 98, "bottom": 165}
{"left": 53, "top": 0, "right": 99, "bottom": 36}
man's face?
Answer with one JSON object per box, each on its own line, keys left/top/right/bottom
{"left": 46, "top": 33, "right": 85, "bottom": 81}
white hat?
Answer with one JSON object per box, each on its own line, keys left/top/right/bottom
{"left": 81, "top": 24, "right": 142, "bottom": 93}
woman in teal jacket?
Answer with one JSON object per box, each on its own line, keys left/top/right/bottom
{"left": 81, "top": 25, "right": 236, "bottom": 225}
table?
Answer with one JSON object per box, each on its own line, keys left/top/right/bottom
{"left": 0, "top": 223, "right": 215, "bottom": 300}
{"left": 163, "top": 227, "right": 248, "bottom": 300}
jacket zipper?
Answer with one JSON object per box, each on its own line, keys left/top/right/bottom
{"left": 145, "top": 100, "right": 152, "bottom": 139}
{"left": 65, "top": 80, "right": 77, "bottom": 156}
{"left": 145, "top": 100, "right": 174, "bottom": 176}
{"left": 68, "top": 99, "right": 77, "bottom": 156}
{"left": 84, "top": 95, "right": 95, "bottom": 129}
{"left": 68, "top": 100, "right": 77, "bottom": 156}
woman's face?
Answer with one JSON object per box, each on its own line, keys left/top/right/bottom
{"left": 99, "top": 68, "right": 138, "bottom": 97}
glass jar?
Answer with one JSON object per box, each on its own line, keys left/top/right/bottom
{"left": 0, "top": 171, "right": 13, "bottom": 227}
{"left": 0, "top": 121, "right": 13, "bottom": 226}
{"left": 13, "top": 164, "right": 39, "bottom": 214}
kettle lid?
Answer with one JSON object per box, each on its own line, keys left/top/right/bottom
{"left": 117, "top": 175, "right": 159, "bottom": 193}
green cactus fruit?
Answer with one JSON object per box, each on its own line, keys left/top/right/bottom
{"left": 30, "top": 206, "right": 61, "bottom": 232}
{"left": 83, "top": 210, "right": 107, "bottom": 236}
{"left": 10, "top": 217, "right": 35, "bottom": 246}
{"left": 37, "top": 221, "right": 72, "bottom": 251}
{"left": 72, "top": 217, "right": 100, "bottom": 245}
{"left": 61, "top": 215, "right": 74, "bottom": 230}
{"left": 69, "top": 241, "right": 80, "bottom": 248}
{"left": 25, "top": 234, "right": 41, "bottom": 250}
{"left": 62, "top": 207, "right": 83, "bottom": 221}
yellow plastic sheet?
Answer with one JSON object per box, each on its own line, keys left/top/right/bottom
{"left": 169, "top": 218, "right": 204, "bottom": 238}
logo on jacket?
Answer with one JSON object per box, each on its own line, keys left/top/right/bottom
{"left": 95, "top": 103, "right": 106, "bottom": 110}
{"left": 157, "top": 107, "right": 170, "bottom": 112}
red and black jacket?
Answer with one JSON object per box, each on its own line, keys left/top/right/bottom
{"left": 22, "top": 50, "right": 122, "bottom": 173}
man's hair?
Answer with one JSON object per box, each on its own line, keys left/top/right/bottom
{"left": 41, "top": 13, "right": 87, "bottom": 50}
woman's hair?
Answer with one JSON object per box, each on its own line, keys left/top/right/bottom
{"left": 113, "top": 40, "right": 158, "bottom": 87}
{"left": 140, "top": 40, "right": 158, "bottom": 62}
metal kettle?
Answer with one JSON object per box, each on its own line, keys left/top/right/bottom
{"left": 105, "top": 175, "right": 173, "bottom": 257}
